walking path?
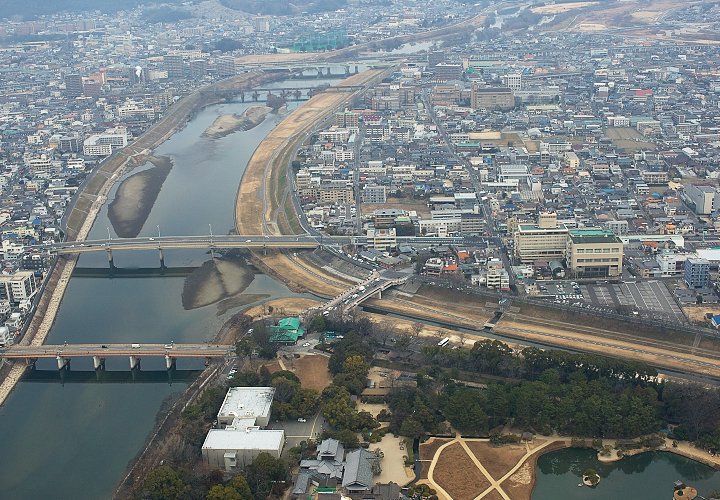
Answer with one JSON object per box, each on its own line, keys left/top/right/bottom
{"left": 425, "top": 436, "right": 567, "bottom": 500}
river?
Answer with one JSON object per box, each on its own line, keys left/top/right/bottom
{"left": 533, "top": 448, "right": 720, "bottom": 499}
{"left": 0, "top": 74, "right": 348, "bottom": 500}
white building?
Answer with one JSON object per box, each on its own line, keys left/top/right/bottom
{"left": 0, "top": 271, "right": 38, "bottom": 303}
{"left": 83, "top": 127, "right": 129, "bottom": 156}
{"left": 202, "top": 387, "right": 285, "bottom": 471}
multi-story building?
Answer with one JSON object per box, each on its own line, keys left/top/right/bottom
{"left": 362, "top": 185, "right": 386, "bottom": 204}
{"left": 83, "top": 127, "right": 129, "bottom": 156}
{"left": 163, "top": 54, "right": 184, "bottom": 79}
{"left": 682, "top": 184, "right": 718, "bottom": 215}
{"left": 335, "top": 111, "right": 359, "bottom": 129}
{"left": 514, "top": 212, "right": 569, "bottom": 264}
{"left": 201, "top": 387, "right": 284, "bottom": 471}
{"left": 684, "top": 258, "right": 710, "bottom": 289}
{"left": 566, "top": 229, "right": 624, "bottom": 277}
{"left": 0, "top": 271, "right": 38, "bottom": 303}
{"left": 64, "top": 74, "right": 83, "bottom": 98}
{"left": 215, "top": 56, "right": 236, "bottom": 77}
{"left": 471, "top": 86, "right": 515, "bottom": 110}
{"left": 502, "top": 73, "right": 522, "bottom": 91}
{"left": 366, "top": 227, "right": 396, "bottom": 251}
{"left": 432, "top": 62, "right": 463, "bottom": 81}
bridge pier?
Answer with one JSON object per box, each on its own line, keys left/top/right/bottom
{"left": 56, "top": 355, "right": 69, "bottom": 370}
{"left": 326, "top": 67, "right": 331, "bottom": 76}
{"left": 375, "top": 289, "right": 382, "bottom": 299}
{"left": 106, "top": 248, "right": 114, "bottom": 268}
{"left": 165, "top": 355, "right": 176, "bottom": 370}
{"left": 92, "top": 356, "right": 105, "bottom": 370}
{"left": 158, "top": 247, "right": 165, "bottom": 268}
{"left": 317, "top": 68, "right": 323, "bottom": 78}
{"left": 355, "top": 65, "right": 359, "bottom": 74}
{"left": 344, "top": 65, "right": 350, "bottom": 76}
{"left": 129, "top": 355, "right": 140, "bottom": 370}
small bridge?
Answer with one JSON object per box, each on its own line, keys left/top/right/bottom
{"left": 313, "top": 270, "right": 410, "bottom": 315}
{"left": 0, "top": 343, "right": 232, "bottom": 370}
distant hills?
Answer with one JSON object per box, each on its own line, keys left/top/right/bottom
{"left": 3, "top": 0, "right": 184, "bottom": 19}
{"left": 218, "top": 0, "right": 348, "bottom": 15}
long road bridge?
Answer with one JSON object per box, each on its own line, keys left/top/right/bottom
{"left": 0, "top": 343, "right": 232, "bottom": 370}
{"left": 30, "top": 234, "right": 466, "bottom": 266}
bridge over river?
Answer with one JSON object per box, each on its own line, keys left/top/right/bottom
{"left": 0, "top": 343, "right": 232, "bottom": 370}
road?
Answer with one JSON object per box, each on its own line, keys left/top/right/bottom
{"left": 0, "top": 343, "right": 232, "bottom": 359}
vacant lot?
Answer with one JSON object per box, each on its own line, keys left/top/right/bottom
{"left": 606, "top": 127, "right": 642, "bottom": 140}
{"left": 465, "top": 441, "right": 527, "bottom": 480}
{"left": 293, "top": 355, "right": 332, "bottom": 392}
{"left": 531, "top": 1, "right": 597, "bottom": 14}
{"left": 362, "top": 197, "right": 431, "bottom": 219}
{"left": 434, "top": 442, "right": 490, "bottom": 500}
{"left": 683, "top": 305, "right": 718, "bottom": 325}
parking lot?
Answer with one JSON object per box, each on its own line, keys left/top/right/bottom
{"left": 269, "top": 412, "right": 326, "bottom": 450}
{"left": 537, "top": 280, "right": 686, "bottom": 323}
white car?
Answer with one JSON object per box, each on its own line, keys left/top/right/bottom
{"left": 298, "top": 418, "right": 307, "bottom": 423}
{"left": 302, "top": 342, "right": 311, "bottom": 347}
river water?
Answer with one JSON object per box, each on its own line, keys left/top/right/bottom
{"left": 533, "top": 448, "right": 720, "bottom": 499}
{"left": 0, "top": 75, "right": 345, "bottom": 499}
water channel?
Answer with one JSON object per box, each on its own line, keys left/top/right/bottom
{"left": 0, "top": 74, "right": 348, "bottom": 499}
{"left": 533, "top": 448, "right": 720, "bottom": 499}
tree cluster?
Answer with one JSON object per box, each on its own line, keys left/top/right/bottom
{"left": 141, "top": 453, "right": 286, "bottom": 500}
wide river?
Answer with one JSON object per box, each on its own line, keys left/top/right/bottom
{"left": 533, "top": 448, "right": 720, "bottom": 499}
{"left": 0, "top": 74, "right": 349, "bottom": 499}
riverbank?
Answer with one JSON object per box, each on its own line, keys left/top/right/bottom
{"left": 0, "top": 72, "right": 278, "bottom": 409}
{"left": 203, "top": 105, "right": 271, "bottom": 139}
{"left": 107, "top": 155, "right": 173, "bottom": 238}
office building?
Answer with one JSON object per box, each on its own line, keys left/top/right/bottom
{"left": 254, "top": 16, "right": 270, "bottom": 32}
{"left": 367, "top": 227, "right": 397, "bottom": 251}
{"left": 566, "top": 229, "right": 624, "bottom": 277}
{"left": 502, "top": 73, "right": 522, "bottom": 91}
{"left": 514, "top": 212, "right": 569, "bottom": 264}
{"left": 471, "top": 86, "right": 515, "bottom": 110}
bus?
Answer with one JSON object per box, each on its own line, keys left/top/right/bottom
{"left": 437, "top": 337, "right": 450, "bottom": 347}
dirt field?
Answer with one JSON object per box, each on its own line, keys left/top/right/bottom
{"left": 683, "top": 305, "right": 718, "bottom": 325}
{"left": 465, "top": 441, "right": 527, "bottom": 481}
{"left": 606, "top": 128, "right": 659, "bottom": 151}
{"left": 288, "top": 355, "right": 332, "bottom": 392}
{"left": 531, "top": 2, "right": 597, "bottom": 14}
{"left": 482, "top": 491, "right": 506, "bottom": 500}
{"left": 434, "top": 442, "right": 491, "bottom": 500}
{"left": 418, "top": 438, "right": 452, "bottom": 480}
{"left": 252, "top": 251, "right": 348, "bottom": 297}
{"left": 242, "top": 297, "right": 320, "bottom": 319}
{"left": 362, "top": 198, "right": 431, "bottom": 218}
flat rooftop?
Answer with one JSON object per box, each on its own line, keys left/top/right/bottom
{"left": 218, "top": 387, "right": 274, "bottom": 422}
{"left": 202, "top": 429, "right": 285, "bottom": 451}
{"left": 569, "top": 229, "right": 621, "bottom": 244}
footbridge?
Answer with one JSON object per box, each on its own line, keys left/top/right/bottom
{"left": 0, "top": 343, "right": 232, "bottom": 371}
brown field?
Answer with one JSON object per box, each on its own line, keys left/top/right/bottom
{"left": 683, "top": 305, "right": 718, "bottom": 325}
{"left": 242, "top": 297, "right": 321, "bottom": 319}
{"left": 434, "top": 443, "right": 491, "bottom": 500}
{"left": 419, "top": 439, "right": 454, "bottom": 482}
{"left": 606, "top": 127, "right": 642, "bottom": 140}
{"left": 291, "top": 355, "right": 332, "bottom": 392}
{"left": 482, "top": 490, "right": 506, "bottom": 500}
{"left": 613, "top": 139, "right": 658, "bottom": 152}
{"left": 362, "top": 197, "right": 431, "bottom": 218}
{"left": 465, "top": 441, "right": 527, "bottom": 480}
{"left": 531, "top": 2, "right": 597, "bottom": 14}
